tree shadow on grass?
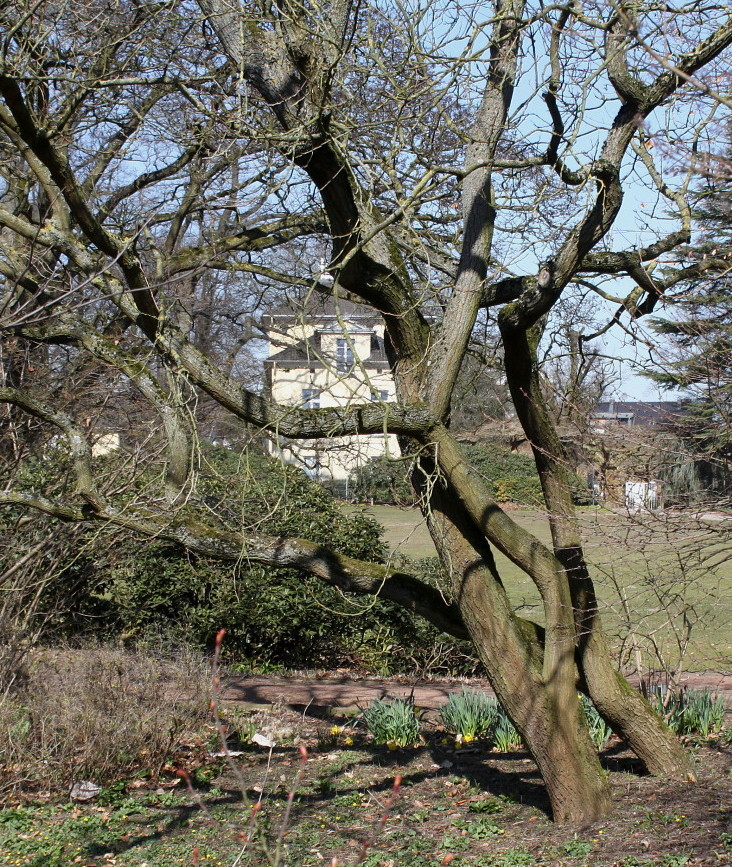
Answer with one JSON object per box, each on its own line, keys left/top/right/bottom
{"left": 218, "top": 739, "right": 551, "bottom": 817}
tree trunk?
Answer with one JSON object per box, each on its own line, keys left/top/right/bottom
{"left": 423, "top": 477, "right": 613, "bottom": 823}
{"left": 568, "top": 566, "right": 692, "bottom": 778}
{"left": 500, "top": 324, "right": 692, "bottom": 780}
{"left": 520, "top": 694, "right": 612, "bottom": 824}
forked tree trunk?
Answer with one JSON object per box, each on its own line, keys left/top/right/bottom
{"left": 500, "top": 325, "right": 692, "bottom": 782}
{"left": 424, "top": 482, "right": 613, "bottom": 823}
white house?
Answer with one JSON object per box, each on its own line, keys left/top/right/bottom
{"left": 262, "top": 293, "right": 398, "bottom": 490}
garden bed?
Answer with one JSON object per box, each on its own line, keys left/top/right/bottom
{"left": 2, "top": 697, "right": 731, "bottom": 867}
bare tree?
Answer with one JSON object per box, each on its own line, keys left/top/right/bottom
{"left": 2, "top": 0, "right": 732, "bottom": 821}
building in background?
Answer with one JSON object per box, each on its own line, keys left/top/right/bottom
{"left": 263, "top": 294, "right": 397, "bottom": 492}
{"left": 587, "top": 400, "right": 690, "bottom": 509}
{"left": 589, "top": 400, "right": 686, "bottom": 431}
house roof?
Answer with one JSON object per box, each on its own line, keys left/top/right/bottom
{"left": 591, "top": 401, "right": 686, "bottom": 426}
{"left": 262, "top": 293, "right": 382, "bottom": 327}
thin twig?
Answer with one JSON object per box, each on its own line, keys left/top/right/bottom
{"left": 354, "top": 774, "right": 402, "bottom": 866}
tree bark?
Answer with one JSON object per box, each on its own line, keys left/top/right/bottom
{"left": 418, "top": 459, "right": 613, "bottom": 822}
{"left": 499, "top": 322, "right": 692, "bottom": 780}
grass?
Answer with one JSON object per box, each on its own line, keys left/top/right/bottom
{"left": 346, "top": 504, "right": 732, "bottom": 672}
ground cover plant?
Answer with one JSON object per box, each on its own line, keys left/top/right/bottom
{"left": 650, "top": 689, "right": 728, "bottom": 739}
{"left": 0, "top": 691, "right": 730, "bottom": 867}
{"left": 580, "top": 696, "right": 614, "bottom": 752}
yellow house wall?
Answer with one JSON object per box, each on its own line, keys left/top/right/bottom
{"left": 266, "top": 317, "right": 396, "bottom": 482}
{"left": 267, "top": 318, "right": 385, "bottom": 357}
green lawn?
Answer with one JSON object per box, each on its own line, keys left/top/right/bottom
{"left": 345, "top": 504, "right": 732, "bottom": 673}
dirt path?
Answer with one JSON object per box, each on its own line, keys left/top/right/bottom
{"left": 222, "top": 670, "right": 732, "bottom": 710}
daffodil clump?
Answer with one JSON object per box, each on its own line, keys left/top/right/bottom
{"left": 363, "top": 698, "right": 421, "bottom": 748}
{"left": 439, "top": 688, "right": 499, "bottom": 744}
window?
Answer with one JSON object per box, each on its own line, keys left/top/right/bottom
{"left": 302, "top": 388, "right": 320, "bottom": 409}
{"left": 302, "top": 453, "right": 321, "bottom": 478}
{"left": 370, "top": 390, "right": 389, "bottom": 402}
{"left": 336, "top": 338, "right": 353, "bottom": 371}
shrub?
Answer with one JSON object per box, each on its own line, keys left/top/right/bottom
{"left": 466, "top": 443, "right": 591, "bottom": 506}
{"left": 363, "top": 698, "right": 421, "bottom": 747}
{"left": 349, "top": 443, "right": 586, "bottom": 507}
{"left": 350, "top": 445, "right": 552, "bottom": 507}
{"left": 348, "top": 455, "right": 415, "bottom": 505}
{"left": 0, "top": 509, "right": 92, "bottom": 691}
{"left": 384, "top": 557, "right": 481, "bottom": 679}
{"left": 439, "top": 688, "right": 499, "bottom": 742}
{"left": 14, "top": 446, "right": 444, "bottom": 672}
{"left": 0, "top": 645, "right": 211, "bottom": 795}
{"left": 492, "top": 476, "right": 543, "bottom": 506}
{"left": 7, "top": 447, "right": 482, "bottom": 676}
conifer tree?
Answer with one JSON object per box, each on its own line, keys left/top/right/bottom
{"left": 647, "top": 144, "right": 732, "bottom": 499}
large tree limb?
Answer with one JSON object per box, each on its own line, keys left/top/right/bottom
{"left": 0, "top": 212, "right": 428, "bottom": 441}
{"left": 167, "top": 213, "right": 328, "bottom": 273}
{"left": 0, "top": 487, "right": 469, "bottom": 640}
{"left": 424, "top": 0, "right": 525, "bottom": 419}
{"left": 97, "top": 140, "right": 207, "bottom": 220}
{"left": 197, "top": 0, "right": 431, "bottom": 382}
{"left": 1, "top": 314, "right": 439, "bottom": 440}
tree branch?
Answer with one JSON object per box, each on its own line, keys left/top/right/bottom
{"left": 0, "top": 74, "right": 160, "bottom": 324}
{"left": 0, "top": 387, "right": 104, "bottom": 509}
{"left": 0, "top": 487, "right": 468, "bottom": 640}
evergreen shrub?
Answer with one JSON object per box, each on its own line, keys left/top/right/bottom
{"left": 350, "top": 443, "right": 591, "bottom": 506}
{"left": 348, "top": 455, "right": 414, "bottom": 505}
{"left": 10, "top": 446, "right": 462, "bottom": 673}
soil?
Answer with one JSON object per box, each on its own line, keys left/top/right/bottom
{"left": 209, "top": 701, "right": 732, "bottom": 867}
{"left": 211, "top": 671, "right": 732, "bottom": 866}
